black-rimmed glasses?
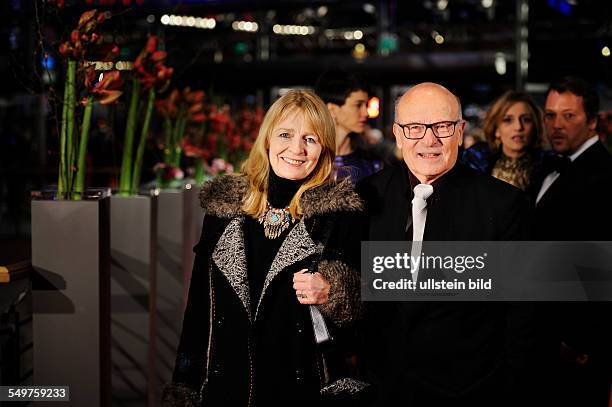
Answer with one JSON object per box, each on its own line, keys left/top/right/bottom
{"left": 395, "top": 120, "right": 463, "bottom": 140}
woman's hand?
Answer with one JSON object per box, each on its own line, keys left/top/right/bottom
{"left": 292, "top": 269, "right": 330, "bottom": 305}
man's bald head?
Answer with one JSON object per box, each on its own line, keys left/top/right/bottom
{"left": 393, "top": 82, "right": 465, "bottom": 184}
{"left": 395, "top": 83, "right": 462, "bottom": 123}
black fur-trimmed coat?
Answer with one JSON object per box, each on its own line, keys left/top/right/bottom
{"left": 162, "top": 175, "right": 364, "bottom": 407}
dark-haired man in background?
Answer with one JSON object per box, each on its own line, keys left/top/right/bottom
{"left": 315, "top": 70, "right": 384, "bottom": 183}
{"left": 532, "top": 76, "right": 612, "bottom": 406}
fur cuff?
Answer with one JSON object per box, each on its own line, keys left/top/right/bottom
{"left": 318, "top": 259, "right": 361, "bottom": 327}
{"left": 162, "top": 383, "right": 201, "bottom": 407}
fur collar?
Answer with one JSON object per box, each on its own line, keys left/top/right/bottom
{"left": 199, "top": 174, "right": 363, "bottom": 218}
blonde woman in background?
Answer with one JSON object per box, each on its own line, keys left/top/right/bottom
{"left": 462, "top": 91, "right": 551, "bottom": 191}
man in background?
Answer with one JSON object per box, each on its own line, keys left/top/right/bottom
{"left": 533, "top": 76, "right": 612, "bottom": 407}
{"left": 316, "top": 70, "right": 383, "bottom": 183}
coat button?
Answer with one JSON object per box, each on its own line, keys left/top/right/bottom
{"left": 295, "top": 369, "right": 303, "bottom": 382}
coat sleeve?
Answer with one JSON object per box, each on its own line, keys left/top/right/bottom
{"left": 162, "top": 215, "right": 213, "bottom": 406}
{"left": 316, "top": 211, "right": 366, "bottom": 328}
{"left": 498, "top": 189, "right": 542, "bottom": 402}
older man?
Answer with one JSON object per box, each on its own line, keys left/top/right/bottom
{"left": 358, "top": 83, "right": 535, "bottom": 406}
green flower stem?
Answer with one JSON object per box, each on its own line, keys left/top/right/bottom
{"left": 194, "top": 158, "right": 204, "bottom": 183}
{"left": 64, "top": 60, "right": 77, "bottom": 197}
{"left": 163, "top": 117, "right": 172, "bottom": 165}
{"left": 73, "top": 95, "right": 94, "bottom": 199}
{"left": 170, "top": 107, "right": 186, "bottom": 166}
{"left": 173, "top": 113, "right": 187, "bottom": 167}
{"left": 57, "top": 64, "right": 71, "bottom": 197}
{"left": 130, "top": 87, "right": 155, "bottom": 194}
{"left": 119, "top": 78, "right": 141, "bottom": 195}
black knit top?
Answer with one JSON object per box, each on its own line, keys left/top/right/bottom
{"left": 244, "top": 170, "right": 303, "bottom": 314}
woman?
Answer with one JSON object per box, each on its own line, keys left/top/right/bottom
{"left": 461, "top": 91, "right": 548, "bottom": 190}
{"left": 163, "top": 90, "right": 364, "bottom": 406}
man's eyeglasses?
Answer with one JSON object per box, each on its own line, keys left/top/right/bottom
{"left": 395, "top": 120, "right": 463, "bottom": 140}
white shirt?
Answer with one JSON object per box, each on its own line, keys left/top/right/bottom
{"left": 536, "top": 135, "right": 599, "bottom": 204}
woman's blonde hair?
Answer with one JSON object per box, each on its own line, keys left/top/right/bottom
{"left": 482, "top": 91, "right": 543, "bottom": 152}
{"left": 241, "top": 89, "right": 336, "bottom": 219}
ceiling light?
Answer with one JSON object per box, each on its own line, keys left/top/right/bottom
{"left": 162, "top": 14, "right": 215, "bottom": 30}
{"left": 495, "top": 52, "right": 506, "bottom": 75}
{"left": 363, "top": 3, "right": 376, "bottom": 14}
{"left": 436, "top": 0, "right": 448, "bottom": 11}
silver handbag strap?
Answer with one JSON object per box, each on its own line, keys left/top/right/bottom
{"left": 309, "top": 305, "right": 332, "bottom": 344}
{"left": 307, "top": 216, "right": 335, "bottom": 345}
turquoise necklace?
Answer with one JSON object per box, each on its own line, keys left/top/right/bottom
{"left": 258, "top": 202, "right": 294, "bottom": 239}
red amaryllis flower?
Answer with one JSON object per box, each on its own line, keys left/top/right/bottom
{"left": 90, "top": 70, "right": 123, "bottom": 104}
{"left": 151, "top": 50, "right": 167, "bottom": 62}
{"left": 77, "top": 9, "right": 98, "bottom": 29}
{"left": 242, "top": 139, "right": 253, "bottom": 151}
{"left": 191, "top": 113, "right": 206, "bottom": 123}
{"left": 145, "top": 36, "right": 157, "bottom": 53}
{"left": 59, "top": 9, "right": 111, "bottom": 60}
{"left": 229, "top": 134, "right": 241, "bottom": 150}
{"left": 70, "top": 30, "right": 80, "bottom": 44}
{"left": 189, "top": 103, "right": 203, "bottom": 115}
{"left": 83, "top": 65, "right": 97, "bottom": 88}
{"left": 184, "top": 89, "right": 205, "bottom": 104}
{"left": 155, "top": 88, "right": 180, "bottom": 118}
{"left": 133, "top": 35, "right": 173, "bottom": 91}
{"left": 181, "top": 140, "right": 210, "bottom": 159}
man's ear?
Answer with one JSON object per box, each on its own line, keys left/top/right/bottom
{"left": 326, "top": 102, "right": 339, "bottom": 118}
{"left": 457, "top": 121, "right": 466, "bottom": 147}
{"left": 588, "top": 116, "right": 598, "bottom": 132}
{"left": 392, "top": 123, "right": 403, "bottom": 149}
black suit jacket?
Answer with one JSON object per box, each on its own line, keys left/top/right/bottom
{"left": 530, "top": 140, "right": 612, "bottom": 406}
{"left": 357, "top": 162, "right": 536, "bottom": 407}
{"left": 532, "top": 140, "right": 612, "bottom": 240}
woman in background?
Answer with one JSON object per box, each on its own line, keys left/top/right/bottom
{"left": 462, "top": 91, "right": 548, "bottom": 191}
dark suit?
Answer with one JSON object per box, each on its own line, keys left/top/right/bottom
{"left": 357, "top": 162, "right": 537, "bottom": 407}
{"left": 532, "top": 140, "right": 612, "bottom": 241}
{"left": 531, "top": 140, "right": 612, "bottom": 407}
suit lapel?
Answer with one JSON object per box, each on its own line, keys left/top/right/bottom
{"left": 537, "top": 141, "right": 606, "bottom": 208}
{"left": 255, "top": 219, "right": 318, "bottom": 319}
{"left": 212, "top": 217, "right": 251, "bottom": 320}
